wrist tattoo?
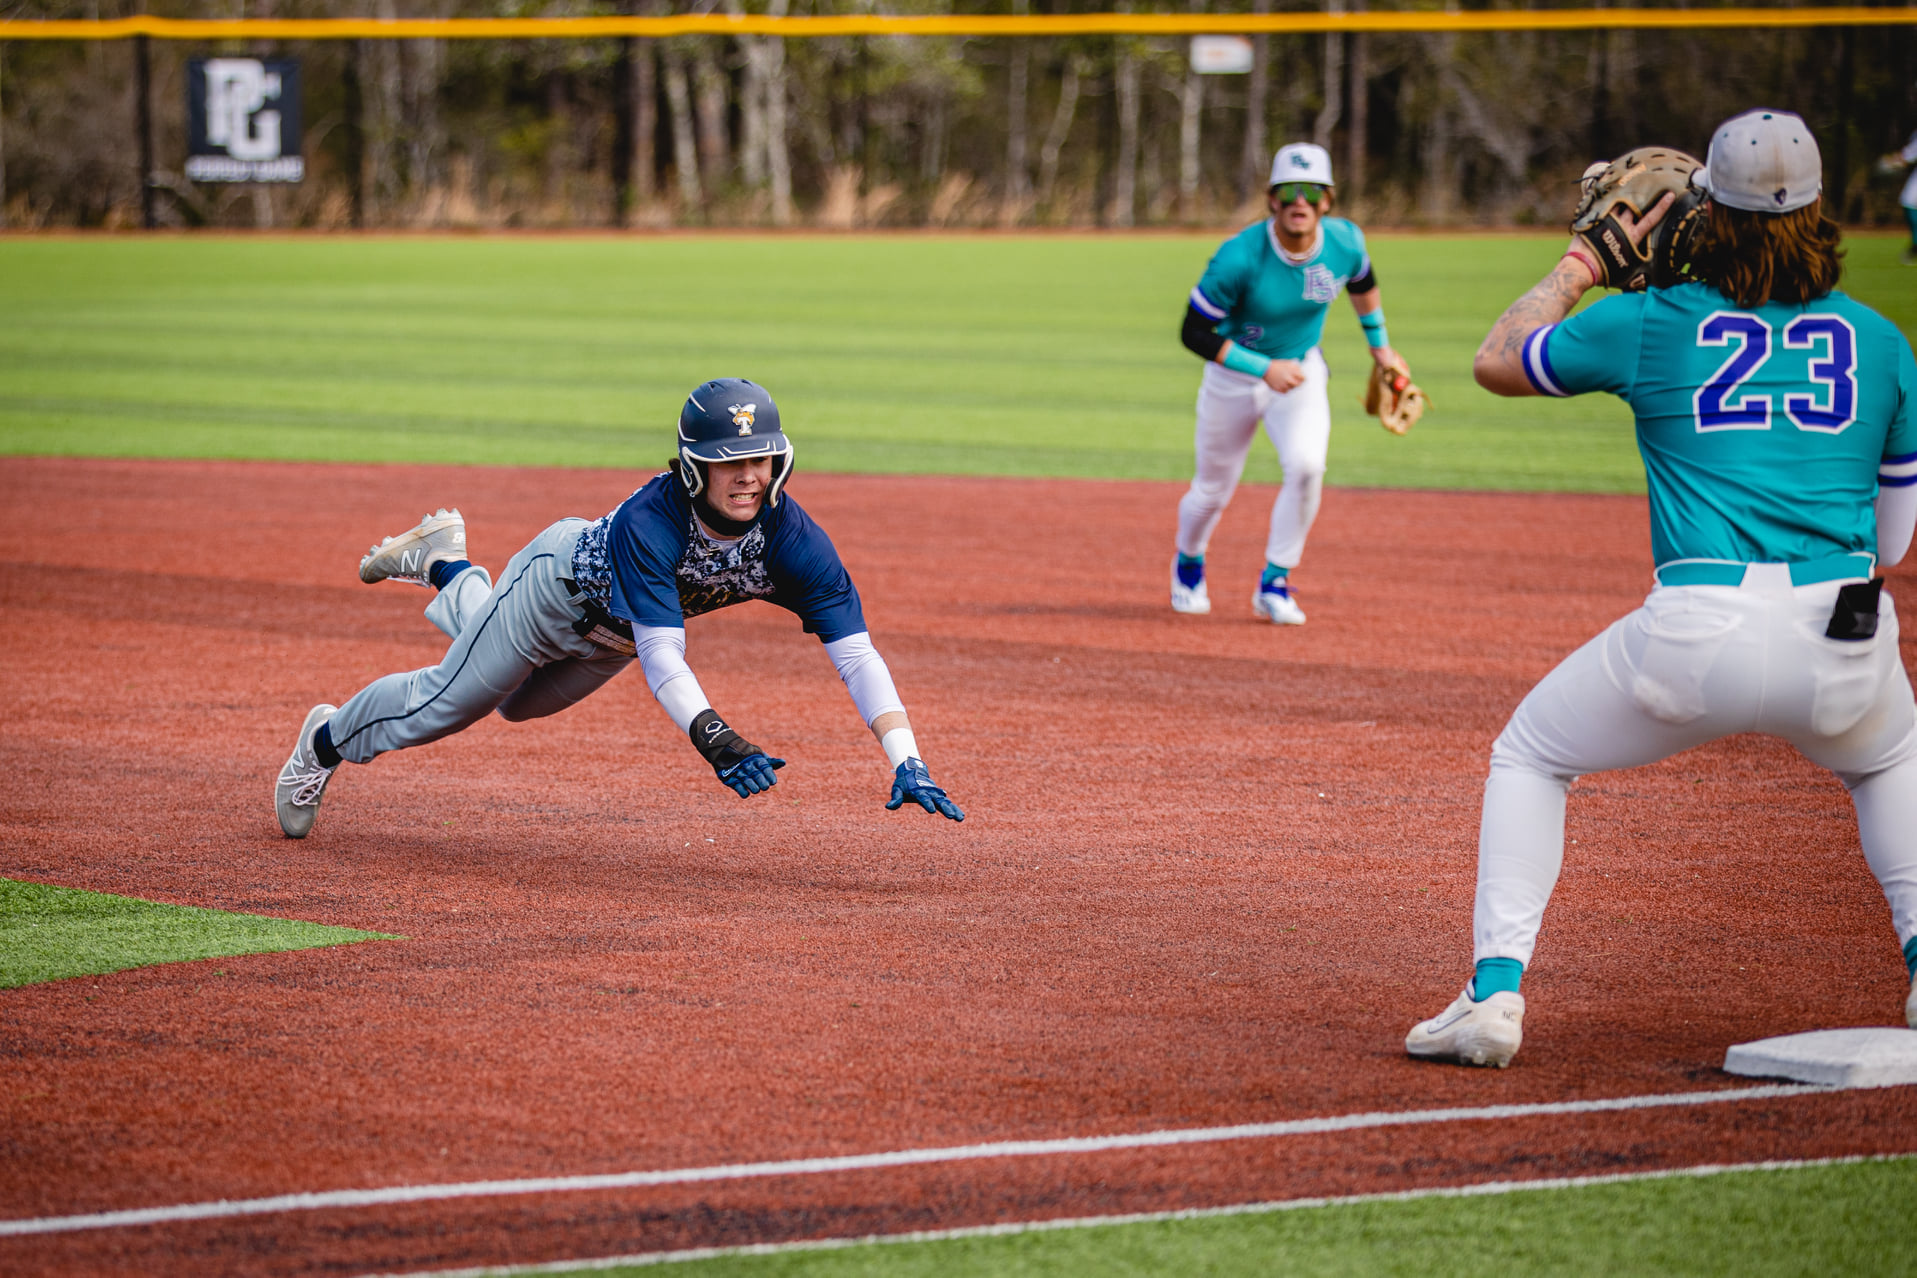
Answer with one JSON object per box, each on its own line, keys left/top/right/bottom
{"left": 1486, "top": 260, "right": 1591, "bottom": 362}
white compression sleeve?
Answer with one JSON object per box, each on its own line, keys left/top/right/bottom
{"left": 634, "top": 625, "right": 712, "bottom": 732}
{"left": 824, "top": 632, "right": 906, "bottom": 726}
{"left": 1878, "top": 484, "right": 1916, "bottom": 569}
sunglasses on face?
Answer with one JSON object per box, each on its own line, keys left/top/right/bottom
{"left": 1271, "top": 182, "right": 1328, "bottom": 205}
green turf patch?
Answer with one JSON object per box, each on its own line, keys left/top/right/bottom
{"left": 2, "top": 234, "right": 1908, "bottom": 494}
{"left": 534, "top": 1157, "right": 1917, "bottom": 1276}
{"left": 0, "top": 877, "right": 398, "bottom": 988}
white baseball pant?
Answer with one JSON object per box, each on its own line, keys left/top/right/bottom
{"left": 324, "top": 519, "right": 632, "bottom": 764}
{"left": 1474, "top": 571, "right": 1917, "bottom": 967}
{"left": 1175, "top": 351, "right": 1331, "bottom": 571}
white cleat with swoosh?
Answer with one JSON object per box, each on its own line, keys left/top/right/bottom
{"left": 1406, "top": 988, "right": 1525, "bottom": 1068}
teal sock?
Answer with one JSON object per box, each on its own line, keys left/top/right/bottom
{"left": 1468, "top": 957, "right": 1523, "bottom": 1000}
{"left": 1177, "top": 552, "right": 1203, "bottom": 567}
{"left": 1904, "top": 936, "right": 1917, "bottom": 980}
{"left": 1260, "top": 563, "right": 1290, "bottom": 588}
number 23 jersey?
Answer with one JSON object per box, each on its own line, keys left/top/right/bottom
{"left": 1521, "top": 282, "right": 1917, "bottom": 568}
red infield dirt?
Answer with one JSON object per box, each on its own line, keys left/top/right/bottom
{"left": 3, "top": 456, "right": 1914, "bottom": 1276}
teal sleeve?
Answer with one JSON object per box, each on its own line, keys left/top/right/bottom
{"left": 1522, "top": 294, "right": 1642, "bottom": 398}
{"left": 1191, "top": 242, "right": 1246, "bottom": 320}
{"left": 1889, "top": 336, "right": 1917, "bottom": 458}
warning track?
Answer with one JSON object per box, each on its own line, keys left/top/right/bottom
{"left": 2, "top": 457, "right": 1914, "bottom": 1276}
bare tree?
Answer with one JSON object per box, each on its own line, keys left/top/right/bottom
{"left": 1424, "top": 30, "right": 1458, "bottom": 221}
{"left": 1178, "top": 0, "right": 1205, "bottom": 218}
{"left": 634, "top": 37, "right": 657, "bottom": 208}
{"left": 1313, "top": 0, "right": 1344, "bottom": 150}
{"left": 0, "top": 43, "right": 8, "bottom": 228}
{"left": 404, "top": 36, "right": 446, "bottom": 215}
{"left": 1347, "top": 4, "right": 1368, "bottom": 200}
{"left": 364, "top": 0, "right": 405, "bottom": 220}
{"left": 692, "top": 39, "right": 731, "bottom": 193}
{"left": 763, "top": 0, "right": 793, "bottom": 224}
{"left": 1002, "top": 0, "right": 1034, "bottom": 221}
{"left": 1241, "top": 0, "right": 1271, "bottom": 199}
{"left": 729, "top": 0, "right": 792, "bottom": 222}
{"left": 1037, "top": 53, "right": 1084, "bottom": 209}
{"left": 662, "top": 41, "right": 703, "bottom": 209}
{"left": 731, "top": 2, "right": 766, "bottom": 188}
{"left": 1113, "top": 46, "right": 1140, "bottom": 225}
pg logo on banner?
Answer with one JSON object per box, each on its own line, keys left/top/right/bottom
{"left": 186, "top": 59, "right": 303, "bottom": 183}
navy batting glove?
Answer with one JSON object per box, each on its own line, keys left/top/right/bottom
{"left": 886, "top": 758, "right": 964, "bottom": 822}
{"left": 717, "top": 754, "right": 786, "bottom": 798}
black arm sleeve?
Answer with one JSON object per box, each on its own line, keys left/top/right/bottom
{"left": 1181, "top": 305, "right": 1226, "bottom": 362}
{"left": 1346, "top": 264, "right": 1379, "bottom": 295}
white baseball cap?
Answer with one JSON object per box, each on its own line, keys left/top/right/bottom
{"left": 1694, "top": 109, "right": 1823, "bottom": 213}
{"left": 1270, "top": 143, "right": 1334, "bottom": 188}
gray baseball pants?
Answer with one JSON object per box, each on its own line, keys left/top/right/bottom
{"left": 325, "top": 518, "right": 632, "bottom": 765}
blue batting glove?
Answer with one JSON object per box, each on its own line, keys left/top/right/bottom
{"left": 886, "top": 758, "right": 964, "bottom": 822}
{"left": 717, "top": 754, "right": 785, "bottom": 797}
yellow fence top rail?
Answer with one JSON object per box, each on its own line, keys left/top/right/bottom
{"left": 3, "top": 8, "right": 1914, "bottom": 40}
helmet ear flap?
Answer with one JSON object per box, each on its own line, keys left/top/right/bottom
{"left": 764, "top": 442, "right": 795, "bottom": 508}
{"left": 675, "top": 452, "right": 708, "bottom": 500}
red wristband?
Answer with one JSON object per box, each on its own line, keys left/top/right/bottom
{"left": 1561, "top": 248, "right": 1601, "bottom": 287}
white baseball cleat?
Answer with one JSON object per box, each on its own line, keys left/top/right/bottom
{"left": 1170, "top": 557, "right": 1211, "bottom": 615}
{"left": 276, "top": 704, "right": 339, "bottom": 839}
{"left": 1252, "top": 581, "right": 1306, "bottom": 625}
{"left": 360, "top": 508, "right": 467, "bottom": 586}
{"left": 1406, "top": 988, "right": 1525, "bottom": 1068}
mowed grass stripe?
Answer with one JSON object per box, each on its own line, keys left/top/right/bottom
{"left": 0, "top": 878, "right": 398, "bottom": 988}
{"left": 393, "top": 1156, "right": 1917, "bottom": 1277}
{"left": 10, "top": 235, "right": 1907, "bottom": 492}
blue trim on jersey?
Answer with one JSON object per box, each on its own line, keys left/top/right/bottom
{"left": 1523, "top": 326, "right": 1569, "bottom": 397}
{"left": 1189, "top": 285, "right": 1227, "bottom": 320}
{"left": 1881, "top": 472, "right": 1917, "bottom": 487}
{"left": 1885, "top": 449, "right": 1917, "bottom": 464}
{"left": 330, "top": 550, "right": 552, "bottom": 753}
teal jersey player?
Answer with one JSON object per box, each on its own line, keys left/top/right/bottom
{"left": 1406, "top": 109, "right": 1917, "bottom": 1071}
{"left": 1524, "top": 283, "right": 1917, "bottom": 574}
{"left": 1172, "top": 142, "right": 1412, "bottom": 626}
{"left": 1188, "top": 215, "right": 1374, "bottom": 361}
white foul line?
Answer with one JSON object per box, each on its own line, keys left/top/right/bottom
{"left": 0, "top": 1082, "right": 1831, "bottom": 1239}
{"left": 356, "top": 1153, "right": 1917, "bottom": 1277}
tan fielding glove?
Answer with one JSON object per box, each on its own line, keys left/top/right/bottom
{"left": 1363, "top": 362, "right": 1427, "bottom": 436}
{"left": 1568, "top": 147, "right": 1707, "bottom": 291}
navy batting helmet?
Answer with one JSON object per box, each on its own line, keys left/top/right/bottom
{"left": 675, "top": 378, "right": 794, "bottom": 509}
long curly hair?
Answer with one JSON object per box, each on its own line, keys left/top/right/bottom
{"left": 1687, "top": 198, "right": 1844, "bottom": 308}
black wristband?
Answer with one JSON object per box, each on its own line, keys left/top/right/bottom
{"left": 689, "top": 709, "right": 760, "bottom": 773}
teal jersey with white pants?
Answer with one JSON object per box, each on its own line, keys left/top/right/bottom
{"left": 1188, "top": 217, "right": 1371, "bottom": 360}
{"left": 1522, "top": 282, "right": 1917, "bottom": 571}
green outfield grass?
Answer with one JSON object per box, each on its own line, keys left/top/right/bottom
{"left": 2, "top": 233, "right": 1908, "bottom": 494}
{"left": 534, "top": 1158, "right": 1917, "bottom": 1276}
{"left": 0, "top": 877, "right": 397, "bottom": 987}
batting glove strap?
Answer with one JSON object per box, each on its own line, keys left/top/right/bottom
{"left": 886, "top": 758, "right": 965, "bottom": 822}
{"left": 690, "top": 709, "right": 786, "bottom": 796}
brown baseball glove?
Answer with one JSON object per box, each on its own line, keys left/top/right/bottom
{"left": 1363, "top": 362, "right": 1426, "bottom": 436}
{"left": 1568, "top": 147, "right": 1707, "bottom": 292}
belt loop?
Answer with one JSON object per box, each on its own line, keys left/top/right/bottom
{"left": 1738, "top": 562, "right": 1792, "bottom": 594}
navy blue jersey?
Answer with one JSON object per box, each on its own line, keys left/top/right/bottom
{"left": 571, "top": 474, "right": 866, "bottom": 641}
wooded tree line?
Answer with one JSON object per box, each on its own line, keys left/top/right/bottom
{"left": 2, "top": 2, "right": 1914, "bottom": 230}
